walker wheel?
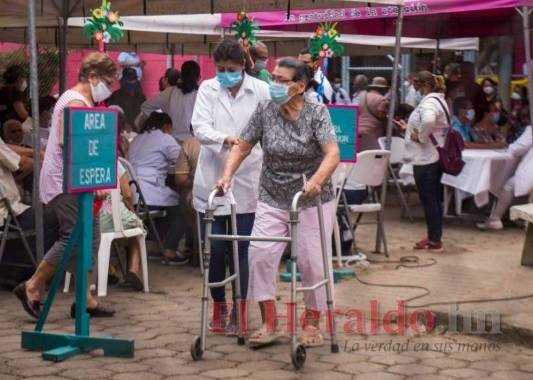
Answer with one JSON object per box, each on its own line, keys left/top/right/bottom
{"left": 291, "top": 343, "right": 306, "bottom": 370}
{"left": 190, "top": 336, "right": 203, "bottom": 361}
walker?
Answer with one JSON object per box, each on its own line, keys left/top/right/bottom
{"left": 190, "top": 187, "right": 338, "bottom": 370}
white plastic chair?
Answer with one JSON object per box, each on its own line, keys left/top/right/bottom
{"left": 378, "top": 136, "right": 414, "bottom": 222}
{"left": 64, "top": 188, "right": 149, "bottom": 296}
{"left": 342, "top": 150, "right": 391, "bottom": 256}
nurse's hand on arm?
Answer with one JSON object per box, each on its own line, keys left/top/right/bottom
{"left": 304, "top": 142, "right": 340, "bottom": 199}
{"left": 216, "top": 139, "right": 253, "bottom": 193}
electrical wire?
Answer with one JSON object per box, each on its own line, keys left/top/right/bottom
{"left": 347, "top": 255, "right": 533, "bottom": 309}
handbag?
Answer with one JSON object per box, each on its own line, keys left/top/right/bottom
{"left": 429, "top": 96, "right": 465, "bottom": 176}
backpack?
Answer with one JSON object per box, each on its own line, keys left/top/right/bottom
{"left": 429, "top": 97, "right": 465, "bottom": 176}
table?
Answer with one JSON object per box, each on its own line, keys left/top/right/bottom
{"left": 400, "top": 149, "right": 519, "bottom": 214}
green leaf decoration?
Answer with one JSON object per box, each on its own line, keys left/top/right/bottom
{"left": 230, "top": 10, "right": 260, "bottom": 50}
{"left": 83, "top": 0, "right": 124, "bottom": 44}
{"left": 308, "top": 22, "right": 344, "bottom": 60}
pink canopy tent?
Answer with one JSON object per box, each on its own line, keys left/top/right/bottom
{"left": 221, "top": 0, "right": 533, "bottom": 130}
{"left": 221, "top": 0, "right": 533, "bottom": 39}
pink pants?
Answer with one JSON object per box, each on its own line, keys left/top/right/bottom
{"left": 247, "top": 200, "right": 336, "bottom": 311}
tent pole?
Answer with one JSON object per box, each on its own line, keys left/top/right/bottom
{"left": 28, "top": 0, "right": 44, "bottom": 261}
{"left": 59, "top": 0, "right": 69, "bottom": 93}
{"left": 377, "top": 5, "right": 404, "bottom": 255}
{"left": 521, "top": 6, "right": 533, "bottom": 123}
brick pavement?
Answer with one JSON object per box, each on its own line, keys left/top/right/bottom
{"left": 1, "top": 205, "right": 533, "bottom": 379}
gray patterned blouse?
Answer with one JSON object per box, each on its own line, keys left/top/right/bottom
{"left": 240, "top": 99, "right": 337, "bottom": 210}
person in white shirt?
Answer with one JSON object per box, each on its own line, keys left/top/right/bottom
{"left": 394, "top": 71, "right": 449, "bottom": 252}
{"left": 298, "top": 48, "right": 333, "bottom": 104}
{"left": 128, "top": 112, "right": 188, "bottom": 265}
{"left": 192, "top": 38, "right": 270, "bottom": 332}
{"left": 141, "top": 61, "right": 200, "bottom": 143}
{"left": 477, "top": 126, "right": 533, "bottom": 230}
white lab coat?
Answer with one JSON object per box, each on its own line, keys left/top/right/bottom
{"left": 508, "top": 126, "right": 533, "bottom": 197}
{"left": 127, "top": 129, "right": 180, "bottom": 207}
{"left": 192, "top": 73, "right": 270, "bottom": 215}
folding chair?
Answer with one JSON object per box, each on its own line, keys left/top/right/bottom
{"left": 378, "top": 136, "right": 414, "bottom": 222}
{"left": 0, "top": 184, "right": 36, "bottom": 269}
{"left": 118, "top": 157, "right": 166, "bottom": 255}
{"left": 341, "top": 150, "right": 391, "bottom": 257}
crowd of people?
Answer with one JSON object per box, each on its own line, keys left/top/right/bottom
{"left": 0, "top": 36, "right": 532, "bottom": 347}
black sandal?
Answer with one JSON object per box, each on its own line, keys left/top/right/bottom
{"left": 13, "top": 282, "right": 40, "bottom": 319}
{"left": 125, "top": 271, "right": 144, "bottom": 291}
{"left": 70, "top": 302, "right": 116, "bottom": 318}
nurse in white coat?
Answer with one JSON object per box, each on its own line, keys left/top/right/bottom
{"left": 192, "top": 38, "right": 270, "bottom": 331}
{"left": 478, "top": 126, "right": 533, "bottom": 230}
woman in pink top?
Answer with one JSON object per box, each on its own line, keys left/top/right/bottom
{"left": 14, "top": 53, "right": 118, "bottom": 319}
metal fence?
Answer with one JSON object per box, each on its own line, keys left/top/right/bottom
{"left": 0, "top": 46, "right": 60, "bottom": 99}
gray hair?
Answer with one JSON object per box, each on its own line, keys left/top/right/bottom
{"left": 250, "top": 40, "right": 268, "bottom": 58}
{"left": 353, "top": 74, "right": 369, "bottom": 91}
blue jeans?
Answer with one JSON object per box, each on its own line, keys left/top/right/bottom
{"left": 201, "top": 213, "right": 255, "bottom": 304}
{"left": 413, "top": 162, "right": 443, "bottom": 243}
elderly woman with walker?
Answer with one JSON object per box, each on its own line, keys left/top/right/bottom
{"left": 215, "top": 57, "right": 340, "bottom": 368}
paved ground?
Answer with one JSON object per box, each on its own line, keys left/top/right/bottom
{"left": 1, "top": 203, "right": 533, "bottom": 379}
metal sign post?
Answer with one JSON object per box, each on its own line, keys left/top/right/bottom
{"left": 20, "top": 107, "right": 134, "bottom": 362}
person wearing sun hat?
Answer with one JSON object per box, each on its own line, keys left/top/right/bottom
{"left": 358, "top": 76, "right": 390, "bottom": 151}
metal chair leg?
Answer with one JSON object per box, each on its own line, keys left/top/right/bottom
{"left": 390, "top": 165, "right": 414, "bottom": 223}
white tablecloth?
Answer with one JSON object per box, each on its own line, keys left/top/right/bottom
{"left": 399, "top": 149, "right": 519, "bottom": 207}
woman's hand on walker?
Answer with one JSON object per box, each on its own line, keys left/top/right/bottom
{"left": 303, "top": 179, "right": 322, "bottom": 199}
{"left": 215, "top": 176, "right": 232, "bottom": 194}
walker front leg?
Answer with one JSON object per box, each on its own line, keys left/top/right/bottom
{"left": 289, "top": 205, "right": 306, "bottom": 369}
{"left": 316, "top": 200, "right": 339, "bottom": 354}
{"left": 229, "top": 202, "right": 245, "bottom": 345}
{"left": 191, "top": 208, "right": 214, "bottom": 361}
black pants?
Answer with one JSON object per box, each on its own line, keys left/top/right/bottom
{"left": 413, "top": 162, "right": 443, "bottom": 243}
{"left": 148, "top": 205, "right": 187, "bottom": 251}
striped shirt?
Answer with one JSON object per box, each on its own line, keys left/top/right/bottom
{"left": 39, "top": 90, "right": 91, "bottom": 204}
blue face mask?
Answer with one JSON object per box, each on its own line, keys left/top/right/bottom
{"left": 415, "top": 91, "right": 424, "bottom": 105}
{"left": 269, "top": 82, "right": 290, "bottom": 105}
{"left": 491, "top": 112, "right": 500, "bottom": 124}
{"left": 255, "top": 59, "right": 267, "bottom": 71}
{"left": 216, "top": 71, "right": 242, "bottom": 89}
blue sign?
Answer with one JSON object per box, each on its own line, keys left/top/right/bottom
{"left": 63, "top": 107, "right": 118, "bottom": 193}
{"left": 327, "top": 105, "right": 359, "bottom": 162}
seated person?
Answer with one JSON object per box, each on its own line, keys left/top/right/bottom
{"left": 468, "top": 101, "right": 506, "bottom": 149}
{"left": 0, "top": 137, "right": 57, "bottom": 255}
{"left": 451, "top": 97, "right": 476, "bottom": 142}
{"left": 507, "top": 105, "right": 529, "bottom": 144}
{"left": 2, "top": 119, "right": 27, "bottom": 146}
{"left": 2, "top": 119, "right": 33, "bottom": 199}
{"left": 21, "top": 95, "right": 56, "bottom": 148}
{"left": 98, "top": 160, "right": 145, "bottom": 290}
{"left": 477, "top": 126, "right": 533, "bottom": 230}
{"left": 127, "top": 112, "right": 188, "bottom": 265}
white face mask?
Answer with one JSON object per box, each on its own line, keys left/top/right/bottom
{"left": 483, "top": 86, "right": 495, "bottom": 95}
{"left": 466, "top": 109, "right": 475, "bottom": 121}
{"left": 404, "top": 80, "right": 410, "bottom": 87}
{"left": 19, "top": 79, "right": 28, "bottom": 92}
{"left": 90, "top": 81, "right": 112, "bottom": 103}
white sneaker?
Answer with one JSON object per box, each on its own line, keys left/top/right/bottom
{"left": 476, "top": 219, "right": 503, "bottom": 230}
